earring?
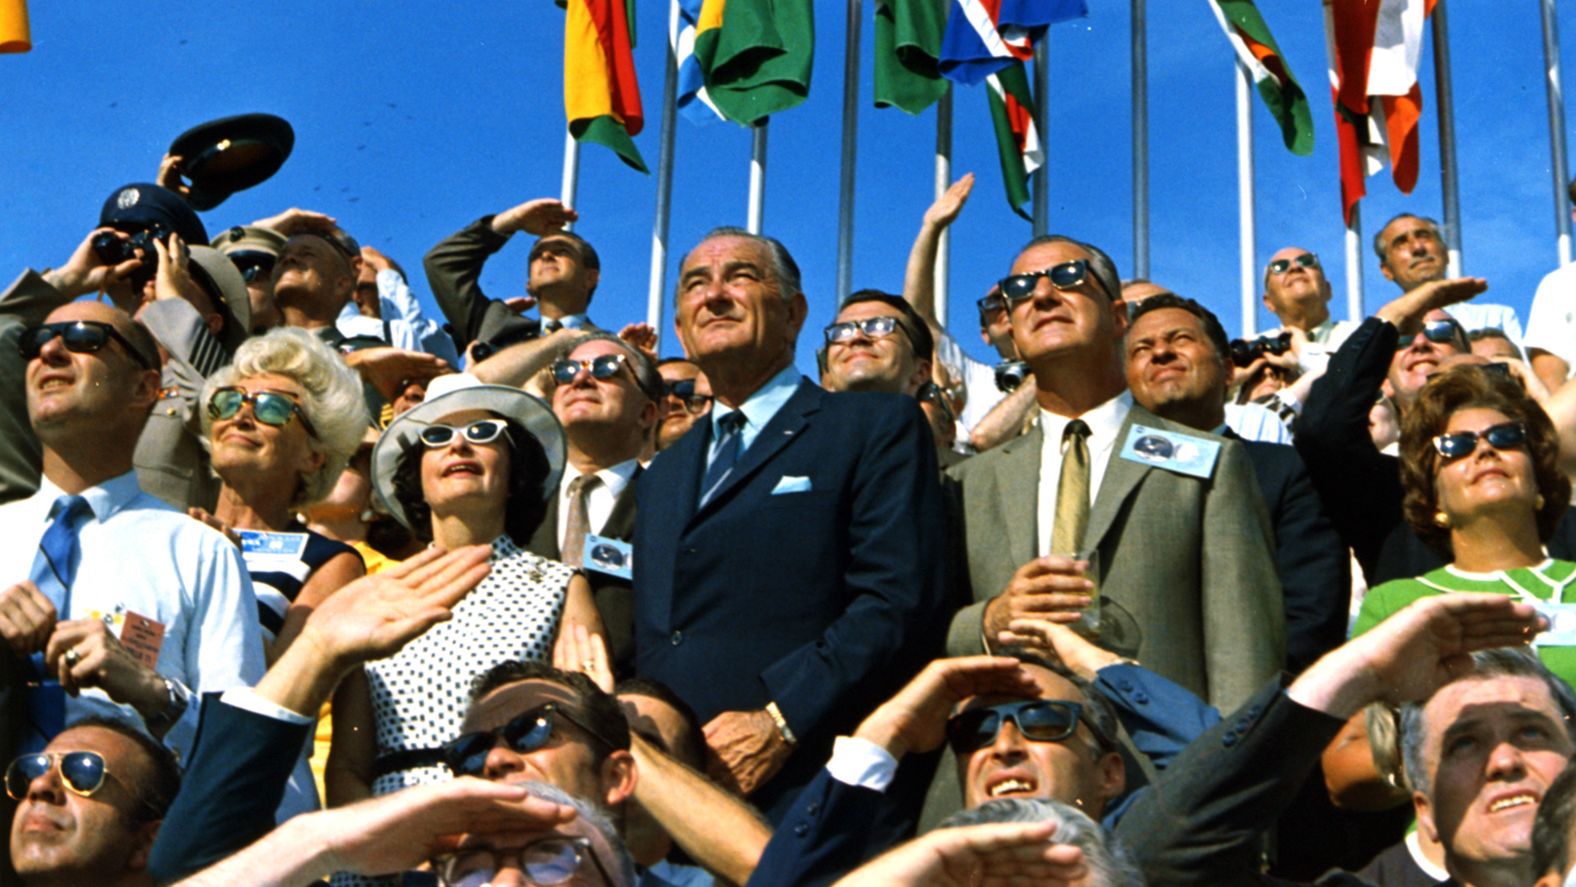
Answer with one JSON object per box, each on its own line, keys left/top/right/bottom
{"left": 1536, "top": 494, "right": 1547, "bottom": 510}
{"left": 1433, "top": 511, "right": 1451, "bottom": 528}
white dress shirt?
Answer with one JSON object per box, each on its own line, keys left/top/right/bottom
{"left": 555, "top": 458, "right": 639, "bottom": 549}
{"left": 1036, "top": 392, "right": 1132, "bottom": 557}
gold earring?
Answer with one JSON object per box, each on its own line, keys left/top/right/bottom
{"left": 1434, "top": 511, "right": 1451, "bottom": 528}
{"left": 1536, "top": 494, "right": 1547, "bottom": 510}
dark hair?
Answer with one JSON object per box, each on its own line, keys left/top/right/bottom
{"left": 991, "top": 645, "right": 1121, "bottom": 756}
{"left": 1534, "top": 760, "right": 1576, "bottom": 877}
{"left": 656, "top": 357, "right": 698, "bottom": 370}
{"left": 837, "top": 289, "right": 935, "bottom": 361}
{"left": 391, "top": 417, "right": 551, "bottom": 546}
{"left": 1014, "top": 235, "right": 1122, "bottom": 304}
{"left": 469, "top": 660, "right": 631, "bottom": 761}
{"left": 61, "top": 716, "right": 181, "bottom": 821}
{"left": 532, "top": 231, "right": 601, "bottom": 302}
{"left": 555, "top": 330, "right": 664, "bottom": 402}
{"left": 1125, "top": 293, "right": 1230, "bottom": 363}
{"left": 614, "top": 677, "right": 706, "bottom": 769}
{"left": 1398, "top": 365, "right": 1570, "bottom": 555}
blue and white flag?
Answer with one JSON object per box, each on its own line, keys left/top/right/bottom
{"left": 671, "top": 0, "right": 725, "bottom": 123}
{"left": 939, "top": 0, "right": 1087, "bottom": 86}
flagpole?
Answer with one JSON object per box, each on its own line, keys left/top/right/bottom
{"left": 748, "top": 122, "right": 768, "bottom": 235}
{"left": 1431, "top": 3, "right": 1462, "bottom": 278}
{"left": 935, "top": 87, "right": 953, "bottom": 324}
{"left": 1345, "top": 206, "right": 1364, "bottom": 323}
{"left": 1032, "top": 42, "right": 1049, "bottom": 236}
{"left": 647, "top": 0, "right": 682, "bottom": 344}
{"left": 1235, "top": 60, "right": 1257, "bottom": 337}
{"left": 560, "top": 130, "right": 580, "bottom": 232}
{"left": 836, "top": 0, "right": 862, "bottom": 304}
{"left": 1131, "top": 0, "right": 1149, "bottom": 279}
{"left": 1541, "top": 0, "right": 1573, "bottom": 266}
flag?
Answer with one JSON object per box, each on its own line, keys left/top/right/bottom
{"left": 694, "top": 0, "right": 815, "bottom": 126}
{"left": 0, "top": 0, "right": 29, "bottom": 53}
{"left": 985, "top": 61, "right": 1042, "bottom": 221}
{"left": 873, "top": 0, "right": 948, "bottom": 114}
{"left": 940, "top": 0, "right": 1087, "bottom": 86}
{"left": 1325, "top": 0, "right": 1436, "bottom": 224}
{"left": 1208, "top": 0, "right": 1313, "bottom": 156}
{"left": 672, "top": 0, "right": 725, "bottom": 123}
{"left": 565, "top": 0, "right": 647, "bottom": 171}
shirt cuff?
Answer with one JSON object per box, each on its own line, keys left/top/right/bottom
{"left": 219, "top": 687, "right": 313, "bottom": 725}
{"left": 825, "top": 736, "right": 898, "bottom": 791}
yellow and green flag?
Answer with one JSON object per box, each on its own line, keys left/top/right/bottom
{"left": 565, "top": 0, "right": 647, "bottom": 171}
{"left": 695, "top": 0, "right": 814, "bottom": 126}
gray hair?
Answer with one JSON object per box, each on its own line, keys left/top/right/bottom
{"left": 518, "top": 781, "right": 637, "bottom": 887}
{"left": 939, "top": 798, "right": 1144, "bottom": 886}
{"left": 1016, "top": 235, "right": 1123, "bottom": 303}
{"left": 201, "top": 327, "right": 369, "bottom": 508}
{"left": 679, "top": 226, "right": 803, "bottom": 302}
{"left": 553, "top": 330, "right": 663, "bottom": 403}
{"left": 1373, "top": 213, "right": 1443, "bottom": 262}
{"left": 1400, "top": 647, "right": 1576, "bottom": 797}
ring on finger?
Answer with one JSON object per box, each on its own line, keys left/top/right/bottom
{"left": 64, "top": 647, "right": 81, "bottom": 667}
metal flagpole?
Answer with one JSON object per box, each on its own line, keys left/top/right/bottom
{"left": 560, "top": 130, "right": 580, "bottom": 232}
{"left": 1131, "top": 0, "right": 1149, "bottom": 279}
{"left": 1431, "top": 3, "right": 1462, "bottom": 277}
{"left": 647, "top": 0, "right": 682, "bottom": 342}
{"left": 836, "top": 0, "right": 862, "bottom": 303}
{"left": 1032, "top": 42, "right": 1049, "bottom": 236}
{"left": 935, "top": 87, "right": 953, "bottom": 323}
{"left": 1345, "top": 206, "right": 1364, "bottom": 323}
{"left": 747, "top": 122, "right": 768, "bottom": 234}
{"left": 1235, "top": 60, "right": 1257, "bottom": 337}
{"left": 1541, "top": 0, "right": 1573, "bottom": 266}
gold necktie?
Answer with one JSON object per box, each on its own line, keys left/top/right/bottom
{"left": 1050, "top": 420, "right": 1091, "bottom": 554}
{"left": 561, "top": 474, "right": 599, "bottom": 566}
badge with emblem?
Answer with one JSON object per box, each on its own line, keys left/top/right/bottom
{"left": 116, "top": 187, "right": 140, "bottom": 209}
{"left": 1118, "top": 424, "right": 1221, "bottom": 479}
{"left": 582, "top": 533, "right": 633, "bottom": 580}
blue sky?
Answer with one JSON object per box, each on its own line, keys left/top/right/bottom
{"left": 0, "top": 2, "right": 1570, "bottom": 372}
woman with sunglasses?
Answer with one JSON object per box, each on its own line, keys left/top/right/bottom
{"left": 327, "top": 374, "right": 600, "bottom": 869}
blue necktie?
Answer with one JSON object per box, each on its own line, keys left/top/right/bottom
{"left": 699, "top": 412, "right": 747, "bottom": 506}
{"left": 23, "top": 495, "right": 89, "bottom": 750}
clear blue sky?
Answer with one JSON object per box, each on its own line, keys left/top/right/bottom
{"left": 0, "top": 2, "right": 1569, "bottom": 372}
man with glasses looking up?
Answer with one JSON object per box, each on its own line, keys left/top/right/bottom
{"left": 1260, "top": 246, "right": 1357, "bottom": 376}
{"left": 649, "top": 359, "right": 712, "bottom": 456}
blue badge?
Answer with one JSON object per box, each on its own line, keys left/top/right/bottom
{"left": 238, "top": 529, "right": 309, "bottom": 558}
{"left": 583, "top": 534, "right": 633, "bottom": 580}
{"left": 1118, "top": 424, "right": 1221, "bottom": 479}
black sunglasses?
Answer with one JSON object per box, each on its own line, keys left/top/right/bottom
{"left": 418, "top": 419, "right": 509, "bottom": 449}
{"left": 19, "top": 321, "right": 153, "bottom": 370}
{"left": 916, "top": 381, "right": 955, "bottom": 423}
{"left": 824, "top": 316, "right": 902, "bottom": 345}
{"left": 663, "top": 379, "right": 713, "bottom": 414}
{"left": 998, "top": 260, "right": 1097, "bottom": 303}
{"left": 976, "top": 293, "right": 1008, "bottom": 322}
{"left": 231, "top": 254, "right": 275, "bottom": 283}
{"left": 442, "top": 703, "right": 611, "bottom": 778}
{"left": 1267, "top": 252, "right": 1319, "bottom": 275}
{"left": 1432, "top": 420, "right": 1528, "bottom": 462}
{"left": 551, "top": 353, "right": 628, "bottom": 386}
{"left": 208, "top": 387, "right": 318, "bottom": 438}
{"left": 436, "top": 835, "right": 615, "bottom": 887}
{"left": 3, "top": 750, "right": 156, "bottom": 816}
{"left": 947, "top": 700, "right": 1091, "bottom": 755}
{"left": 1399, "top": 318, "right": 1468, "bottom": 352}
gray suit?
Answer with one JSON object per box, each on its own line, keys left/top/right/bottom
{"left": 947, "top": 403, "right": 1284, "bottom": 713}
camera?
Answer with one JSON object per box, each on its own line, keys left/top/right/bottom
{"left": 91, "top": 224, "right": 174, "bottom": 279}
{"left": 1229, "top": 332, "right": 1292, "bottom": 368}
{"left": 994, "top": 360, "right": 1031, "bottom": 393}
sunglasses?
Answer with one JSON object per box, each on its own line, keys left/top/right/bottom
{"left": 208, "top": 387, "right": 318, "bottom": 437}
{"left": 442, "top": 702, "right": 612, "bottom": 777}
{"left": 550, "top": 353, "right": 628, "bottom": 386}
{"left": 6, "top": 751, "right": 116, "bottom": 802}
{"left": 917, "top": 381, "right": 955, "bottom": 423}
{"left": 663, "top": 379, "right": 713, "bottom": 414}
{"left": 1399, "top": 318, "right": 1468, "bottom": 352}
{"left": 998, "top": 260, "right": 1097, "bottom": 303}
{"left": 19, "top": 321, "right": 153, "bottom": 370}
{"left": 418, "top": 419, "right": 509, "bottom": 449}
{"left": 437, "top": 835, "right": 614, "bottom": 887}
{"left": 824, "top": 315, "right": 902, "bottom": 345}
{"left": 1267, "top": 252, "right": 1319, "bottom": 275}
{"left": 946, "top": 700, "right": 1090, "bottom": 755}
{"left": 1432, "top": 420, "right": 1528, "bottom": 462}
{"left": 231, "top": 254, "right": 275, "bottom": 283}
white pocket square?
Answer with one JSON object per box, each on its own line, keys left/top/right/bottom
{"left": 771, "top": 475, "right": 812, "bottom": 495}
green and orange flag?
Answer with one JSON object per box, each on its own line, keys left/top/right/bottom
{"left": 985, "top": 61, "right": 1041, "bottom": 221}
{"left": 565, "top": 0, "right": 647, "bottom": 171}
{"left": 1208, "top": 0, "right": 1313, "bottom": 155}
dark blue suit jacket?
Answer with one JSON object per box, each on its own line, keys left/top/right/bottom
{"left": 633, "top": 380, "right": 950, "bottom": 822}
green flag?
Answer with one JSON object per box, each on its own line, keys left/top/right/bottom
{"left": 985, "top": 62, "right": 1041, "bottom": 221}
{"left": 1209, "top": 0, "right": 1314, "bottom": 155}
{"left": 873, "top": 0, "right": 947, "bottom": 115}
{"left": 695, "top": 0, "right": 814, "bottom": 126}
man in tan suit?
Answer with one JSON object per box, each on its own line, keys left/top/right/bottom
{"left": 946, "top": 235, "right": 1283, "bottom": 714}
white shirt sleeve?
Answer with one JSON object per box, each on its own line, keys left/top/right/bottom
{"left": 824, "top": 736, "right": 899, "bottom": 791}
{"left": 218, "top": 687, "right": 315, "bottom": 725}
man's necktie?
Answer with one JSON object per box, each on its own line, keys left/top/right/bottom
{"left": 699, "top": 411, "right": 747, "bottom": 506}
{"left": 561, "top": 475, "right": 599, "bottom": 567}
{"left": 24, "top": 495, "right": 90, "bottom": 749}
{"left": 1049, "top": 420, "right": 1091, "bottom": 554}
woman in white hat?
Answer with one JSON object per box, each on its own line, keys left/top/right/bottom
{"left": 325, "top": 372, "right": 602, "bottom": 827}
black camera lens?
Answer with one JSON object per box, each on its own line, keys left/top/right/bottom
{"left": 994, "top": 360, "right": 1030, "bottom": 393}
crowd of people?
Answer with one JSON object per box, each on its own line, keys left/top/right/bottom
{"left": 9, "top": 149, "right": 1576, "bottom": 887}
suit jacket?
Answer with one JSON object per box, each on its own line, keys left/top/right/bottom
{"left": 0, "top": 271, "right": 65, "bottom": 505}
{"left": 632, "top": 380, "right": 950, "bottom": 822}
{"left": 134, "top": 298, "right": 228, "bottom": 512}
{"left": 423, "top": 215, "right": 543, "bottom": 352}
{"left": 947, "top": 403, "right": 1284, "bottom": 712}
{"left": 527, "top": 466, "right": 640, "bottom": 672}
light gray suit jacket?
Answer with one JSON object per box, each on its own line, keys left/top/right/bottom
{"left": 947, "top": 403, "right": 1284, "bottom": 713}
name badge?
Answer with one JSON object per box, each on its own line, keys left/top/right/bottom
{"left": 1118, "top": 424, "right": 1221, "bottom": 479}
{"left": 583, "top": 534, "right": 633, "bottom": 580}
{"left": 1530, "top": 598, "right": 1576, "bottom": 647}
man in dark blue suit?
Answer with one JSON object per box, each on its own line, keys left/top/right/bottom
{"left": 633, "top": 228, "right": 950, "bottom": 825}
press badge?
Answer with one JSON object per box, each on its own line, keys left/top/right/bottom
{"left": 1530, "top": 598, "right": 1576, "bottom": 647}
{"left": 582, "top": 534, "right": 633, "bottom": 580}
{"left": 1118, "top": 424, "right": 1221, "bottom": 479}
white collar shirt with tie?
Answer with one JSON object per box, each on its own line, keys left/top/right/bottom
{"left": 556, "top": 458, "right": 639, "bottom": 550}
{"left": 1035, "top": 391, "right": 1132, "bottom": 557}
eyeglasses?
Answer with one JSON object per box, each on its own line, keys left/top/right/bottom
{"left": 998, "top": 260, "right": 1098, "bottom": 303}
{"left": 1267, "top": 253, "right": 1319, "bottom": 275}
{"left": 436, "top": 835, "right": 615, "bottom": 887}
{"left": 1399, "top": 318, "right": 1468, "bottom": 352}
{"left": 824, "top": 316, "right": 902, "bottom": 346}
{"left": 19, "top": 321, "right": 153, "bottom": 370}
{"left": 917, "top": 381, "right": 955, "bottom": 424}
{"left": 663, "top": 378, "right": 713, "bottom": 414}
{"left": 5, "top": 750, "right": 126, "bottom": 802}
{"left": 418, "top": 419, "right": 509, "bottom": 449}
{"left": 946, "top": 700, "right": 1091, "bottom": 755}
{"left": 231, "top": 254, "right": 275, "bottom": 283}
{"left": 208, "top": 387, "right": 318, "bottom": 437}
{"left": 1432, "top": 421, "right": 1528, "bottom": 462}
{"left": 550, "top": 353, "right": 629, "bottom": 386}
{"left": 442, "top": 703, "right": 611, "bottom": 777}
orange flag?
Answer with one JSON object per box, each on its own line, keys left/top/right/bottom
{"left": 0, "top": 0, "right": 29, "bottom": 53}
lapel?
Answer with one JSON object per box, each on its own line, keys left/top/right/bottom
{"left": 602, "top": 465, "right": 641, "bottom": 540}
{"left": 686, "top": 380, "right": 819, "bottom": 530}
{"left": 1083, "top": 404, "right": 1161, "bottom": 550}
{"left": 992, "top": 422, "right": 1042, "bottom": 567}
{"left": 654, "top": 416, "right": 710, "bottom": 536}
{"left": 527, "top": 488, "right": 561, "bottom": 559}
